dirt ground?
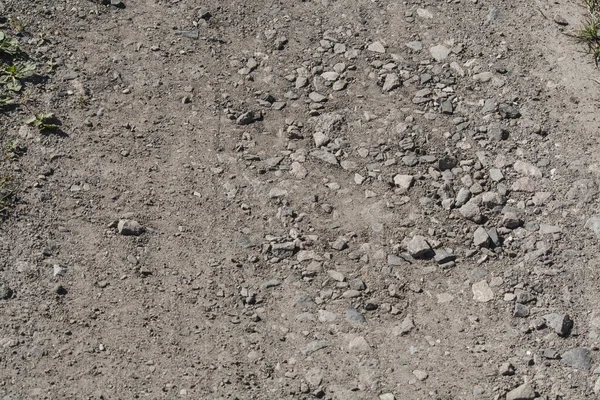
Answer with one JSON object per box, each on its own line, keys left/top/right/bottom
{"left": 2, "top": 0, "right": 600, "bottom": 399}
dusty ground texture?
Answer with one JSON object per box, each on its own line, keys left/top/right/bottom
{"left": 1, "top": 0, "right": 600, "bottom": 399}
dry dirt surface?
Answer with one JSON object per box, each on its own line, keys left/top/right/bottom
{"left": 2, "top": 0, "right": 600, "bottom": 399}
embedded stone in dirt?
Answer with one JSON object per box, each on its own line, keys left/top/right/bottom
{"left": 434, "top": 251, "right": 456, "bottom": 264}
{"left": 310, "top": 150, "right": 338, "bottom": 165}
{"left": 429, "top": 44, "right": 451, "bottom": 61}
{"left": 0, "top": 281, "right": 13, "bottom": 300}
{"left": 473, "top": 72, "right": 493, "bottom": 82}
{"left": 416, "top": 8, "right": 433, "bottom": 19}
{"left": 498, "top": 103, "right": 521, "bottom": 119}
{"left": 327, "top": 270, "right": 345, "bottom": 282}
{"left": 117, "top": 219, "right": 144, "bottom": 236}
{"left": 236, "top": 111, "right": 261, "bottom": 125}
{"left": 554, "top": 15, "right": 568, "bottom": 26}
{"left": 459, "top": 201, "right": 482, "bottom": 223}
{"left": 348, "top": 336, "right": 370, "bottom": 353}
{"left": 543, "top": 313, "right": 573, "bottom": 337}
{"left": 313, "top": 131, "right": 330, "bottom": 147}
{"left": 502, "top": 212, "right": 522, "bottom": 229}
{"left": 346, "top": 307, "right": 366, "bottom": 324}
{"left": 511, "top": 177, "right": 537, "bottom": 192}
{"left": 472, "top": 280, "right": 494, "bottom": 302}
{"left": 394, "top": 174, "right": 414, "bottom": 191}
{"left": 513, "top": 303, "right": 530, "bottom": 317}
{"left": 473, "top": 227, "right": 491, "bottom": 248}
{"left": 513, "top": 160, "right": 542, "bottom": 178}
{"left": 407, "top": 236, "right": 432, "bottom": 258}
{"left": 561, "top": 348, "right": 593, "bottom": 371}
{"left": 406, "top": 41, "right": 422, "bottom": 51}
{"left": 382, "top": 73, "right": 400, "bottom": 92}
{"left": 413, "top": 369, "right": 428, "bottom": 381}
{"left": 367, "top": 41, "right": 385, "bottom": 53}
{"left": 585, "top": 216, "right": 600, "bottom": 236}
{"left": 505, "top": 383, "right": 536, "bottom": 400}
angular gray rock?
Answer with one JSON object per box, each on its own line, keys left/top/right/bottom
{"left": 472, "top": 280, "right": 494, "bottom": 302}
{"left": 513, "top": 160, "right": 542, "bottom": 178}
{"left": 346, "top": 307, "right": 366, "bottom": 324}
{"left": 499, "top": 103, "right": 521, "bottom": 119}
{"left": 429, "top": 44, "right": 450, "bottom": 61}
{"left": 348, "top": 336, "right": 370, "bottom": 353}
{"left": 313, "top": 131, "right": 330, "bottom": 147}
{"left": 331, "top": 237, "right": 348, "bottom": 251}
{"left": 309, "top": 92, "right": 328, "bottom": 103}
{"left": 310, "top": 150, "right": 338, "bottom": 165}
{"left": 434, "top": 251, "right": 456, "bottom": 264}
{"left": 513, "top": 303, "right": 530, "bottom": 317}
{"left": 407, "top": 236, "right": 433, "bottom": 258}
{"left": 382, "top": 73, "right": 400, "bottom": 92}
{"left": 502, "top": 212, "right": 522, "bottom": 229}
{"left": 511, "top": 177, "right": 538, "bottom": 192}
{"left": 543, "top": 313, "right": 573, "bottom": 337}
{"left": 473, "top": 227, "right": 490, "bottom": 248}
{"left": 438, "top": 155, "right": 457, "bottom": 171}
{"left": 236, "top": 111, "right": 261, "bottom": 125}
{"left": 394, "top": 174, "right": 414, "bottom": 191}
{"left": 455, "top": 187, "right": 471, "bottom": 207}
{"left": 441, "top": 99, "right": 453, "bottom": 114}
{"left": 327, "top": 270, "right": 346, "bottom": 282}
{"left": 481, "top": 191, "right": 505, "bottom": 209}
{"left": 367, "top": 41, "right": 386, "bottom": 53}
{"left": 459, "top": 201, "right": 482, "bottom": 223}
{"left": 489, "top": 168, "right": 504, "bottom": 182}
{"left": 506, "top": 383, "right": 536, "bottom": 400}
{"left": 561, "top": 347, "right": 593, "bottom": 371}
{"left": 118, "top": 219, "right": 144, "bottom": 236}
{"left": 488, "top": 122, "right": 509, "bottom": 140}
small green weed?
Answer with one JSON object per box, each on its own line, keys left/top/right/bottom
{"left": 0, "top": 61, "right": 36, "bottom": 91}
{"left": 5, "top": 139, "right": 26, "bottom": 160}
{"left": 0, "top": 94, "right": 14, "bottom": 107}
{"left": 576, "top": 0, "right": 600, "bottom": 66}
{"left": 25, "top": 113, "right": 59, "bottom": 133}
{"left": 0, "top": 31, "right": 21, "bottom": 57}
{"left": 77, "top": 96, "right": 89, "bottom": 108}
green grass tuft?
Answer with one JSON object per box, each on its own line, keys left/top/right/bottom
{"left": 576, "top": 0, "right": 600, "bottom": 66}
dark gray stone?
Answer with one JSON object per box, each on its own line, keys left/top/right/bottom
{"left": 561, "top": 348, "right": 593, "bottom": 371}
{"left": 407, "top": 236, "right": 433, "bottom": 258}
{"left": 473, "top": 227, "right": 490, "bottom": 248}
{"left": 513, "top": 303, "right": 530, "bottom": 317}
{"left": 236, "top": 111, "right": 261, "bottom": 125}
{"left": 441, "top": 99, "right": 453, "bottom": 114}
{"left": 544, "top": 313, "right": 573, "bottom": 337}
{"left": 117, "top": 219, "right": 144, "bottom": 236}
{"left": 488, "top": 122, "right": 509, "bottom": 140}
{"left": 438, "top": 155, "right": 458, "bottom": 171}
{"left": 434, "top": 251, "right": 456, "bottom": 264}
{"left": 542, "top": 348, "right": 559, "bottom": 359}
{"left": 346, "top": 307, "right": 366, "bottom": 324}
{"left": 502, "top": 212, "right": 522, "bottom": 229}
{"left": 499, "top": 103, "right": 521, "bottom": 119}
{"left": 0, "top": 281, "right": 13, "bottom": 300}
{"left": 506, "top": 383, "right": 535, "bottom": 400}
